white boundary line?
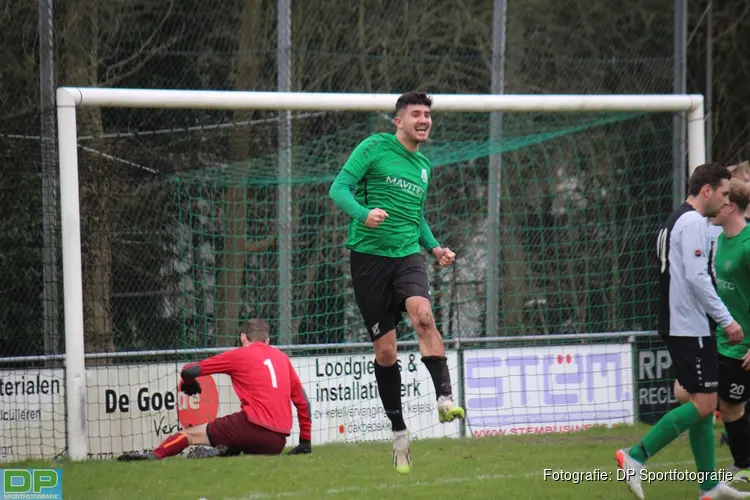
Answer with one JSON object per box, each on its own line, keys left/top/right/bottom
{"left": 223, "top": 459, "right": 716, "bottom": 499}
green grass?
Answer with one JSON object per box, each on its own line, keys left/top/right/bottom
{"left": 6, "top": 424, "right": 747, "bottom": 500}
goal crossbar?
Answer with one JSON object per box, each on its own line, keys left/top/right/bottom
{"left": 58, "top": 87, "right": 703, "bottom": 113}
{"left": 55, "top": 87, "right": 706, "bottom": 461}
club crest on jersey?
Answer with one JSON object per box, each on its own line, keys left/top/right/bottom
{"left": 726, "top": 260, "right": 732, "bottom": 271}
{"left": 421, "top": 169, "right": 428, "bottom": 183}
{"left": 695, "top": 249, "right": 702, "bottom": 257}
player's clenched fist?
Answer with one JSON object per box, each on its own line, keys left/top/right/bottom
{"left": 725, "top": 321, "right": 744, "bottom": 345}
{"left": 432, "top": 246, "right": 456, "bottom": 267}
{"left": 365, "top": 208, "right": 388, "bottom": 228}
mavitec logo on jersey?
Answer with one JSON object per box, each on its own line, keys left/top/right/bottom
{"left": 717, "top": 278, "right": 736, "bottom": 291}
{"left": 385, "top": 176, "right": 424, "bottom": 197}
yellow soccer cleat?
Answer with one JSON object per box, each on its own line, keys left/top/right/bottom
{"left": 438, "top": 395, "right": 466, "bottom": 423}
{"left": 392, "top": 429, "right": 411, "bottom": 475}
{"left": 728, "top": 466, "right": 750, "bottom": 484}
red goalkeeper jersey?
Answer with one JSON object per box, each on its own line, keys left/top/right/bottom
{"left": 183, "top": 342, "right": 312, "bottom": 441}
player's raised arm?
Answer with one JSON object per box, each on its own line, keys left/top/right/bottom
{"left": 329, "top": 171, "right": 369, "bottom": 223}
{"left": 682, "top": 217, "right": 735, "bottom": 329}
{"left": 179, "top": 348, "right": 239, "bottom": 395}
{"left": 329, "top": 137, "right": 389, "bottom": 228}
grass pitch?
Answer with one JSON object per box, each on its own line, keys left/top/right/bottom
{"left": 7, "top": 424, "right": 748, "bottom": 499}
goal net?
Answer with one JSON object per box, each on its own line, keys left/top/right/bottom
{"left": 0, "top": 89, "right": 705, "bottom": 461}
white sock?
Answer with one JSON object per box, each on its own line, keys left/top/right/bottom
{"left": 437, "top": 395, "right": 453, "bottom": 406}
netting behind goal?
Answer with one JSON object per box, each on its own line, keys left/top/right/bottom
{"left": 1, "top": 105, "right": 680, "bottom": 461}
{"left": 172, "top": 110, "right": 671, "bottom": 344}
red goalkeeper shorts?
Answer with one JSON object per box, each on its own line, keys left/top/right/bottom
{"left": 206, "top": 411, "right": 286, "bottom": 455}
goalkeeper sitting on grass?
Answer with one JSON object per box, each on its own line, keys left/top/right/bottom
{"left": 118, "top": 319, "right": 312, "bottom": 461}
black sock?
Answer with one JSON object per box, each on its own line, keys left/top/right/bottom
{"left": 374, "top": 361, "right": 407, "bottom": 432}
{"left": 422, "top": 356, "right": 452, "bottom": 398}
{"left": 725, "top": 411, "right": 750, "bottom": 469}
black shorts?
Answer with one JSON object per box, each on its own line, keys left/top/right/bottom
{"left": 719, "top": 354, "right": 750, "bottom": 404}
{"left": 662, "top": 335, "right": 718, "bottom": 394}
{"left": 350, "top": 250, "right": 430, "bottom": 341}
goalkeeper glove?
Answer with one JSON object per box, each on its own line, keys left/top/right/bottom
{"left": 180, "top": 378, "right": 202, "bottom": 396}
{"left": 288, "top": 439, "right": 311, "bottom": 455}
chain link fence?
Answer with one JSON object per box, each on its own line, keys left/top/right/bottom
{"left": 0, "top": 0, "right": 716, "bottom": 461}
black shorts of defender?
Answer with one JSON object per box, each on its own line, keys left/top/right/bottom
{"left": 662, "top": 334, "right": 719, "bottom": 394}
{"left": 719, "top": 354, "right": 750, "bottom": 404}
{"left": 350, "top": 250, "right": 431, "bottom": 342}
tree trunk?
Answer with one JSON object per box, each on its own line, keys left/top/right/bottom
{"left": 62, "top": 1, "right": 115, "bottom": 358}
{"left": 215, "top": 0, "right": 265, "bottom": 347}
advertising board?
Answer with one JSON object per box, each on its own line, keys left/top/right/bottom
{"left": 463, "top": 343, "right": 635, "bottom": 437}
{"left": 1, "top": 350, "right": 461, "bottom": 461}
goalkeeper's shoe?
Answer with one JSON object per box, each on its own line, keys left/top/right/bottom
{"left": 187, "top": 446, "right": 224, "bottom": 459}
{"left": 392, "top": 429, "right": 411, "bottom": 475}
{"left": 437, "top": 395, "right": 465, "bottom": 423}
{"left": 615, "top": 448, "right": 645, "bottom": 500}
{"left": 117, "top": 451, "right": 156, "bottom": 462}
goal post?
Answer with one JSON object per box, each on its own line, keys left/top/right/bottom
{"left": 56, "top": 87, "right": 706, "bottom": 461}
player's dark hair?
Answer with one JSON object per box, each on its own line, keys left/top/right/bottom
{"left": 395, "top": 91, "right": 432, "bottom": 114}
{"left": 241, "top": 318, "right": 270, "bottom": 342}
{"left": 687, "top": 162, "right": 731, "bottom": 196}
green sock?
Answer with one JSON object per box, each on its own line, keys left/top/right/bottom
{"left": 629, "top": 402, "right": 701, "bottom": 464}
{"left": 690, "top": 414, "right": 719, "bottom": 491}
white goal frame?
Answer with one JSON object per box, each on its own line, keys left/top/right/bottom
{"left": 56, "top": 87, "right": 706, "bottom": 460}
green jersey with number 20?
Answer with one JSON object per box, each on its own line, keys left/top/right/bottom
{"left": 715, "top": 224, "right": 750, "bottom": 360}
{"left": 341, "top": 133, "right": 432, "bottom": 258}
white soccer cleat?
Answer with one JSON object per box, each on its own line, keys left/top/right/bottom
{"left": 392, "top": 429, "right": 411, "bottom": 475}
{"left": 616, "top": 448, "right": 645, "bottom": 500}
{"left": 699, "top": 482, "right": 750, "bottom": 499}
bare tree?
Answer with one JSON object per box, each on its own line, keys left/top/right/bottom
{"left": 214, "top": 0, "right": 274, "bottom": 347}
{"left": 60, "top": 0, "right": 177, "bottom": 356}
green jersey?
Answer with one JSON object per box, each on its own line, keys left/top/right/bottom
{"left": 338, "top": 133, "right": 436, "bottom": 258}
{"left": 715, "top": 224, "right": 750, "bottom": 359}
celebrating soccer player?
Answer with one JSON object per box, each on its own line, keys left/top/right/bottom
{"left": 710, "top": 178, "right": 750, "bottom": 482}
{"left": 118, "top": 319, "right": 312, "bottom": 461}
{"left": 708, "top": 163, "right": 750, "bottom": 450}
{"left": 328, "top": 91, "right": 465, "bottom": 474}
{"left": 616, "top": 163, "right": 750, "bottom": 499}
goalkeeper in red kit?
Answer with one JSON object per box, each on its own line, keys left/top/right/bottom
{"left": 118, "top": 319, "right": 312, "bottom": 460}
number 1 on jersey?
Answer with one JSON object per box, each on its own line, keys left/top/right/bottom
{"left": 264, "top": 358, "right": 278, "bottom": 388}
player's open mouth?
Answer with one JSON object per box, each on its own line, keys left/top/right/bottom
{"left": 415, "top": 127, "right": 429, "bottom": 135}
